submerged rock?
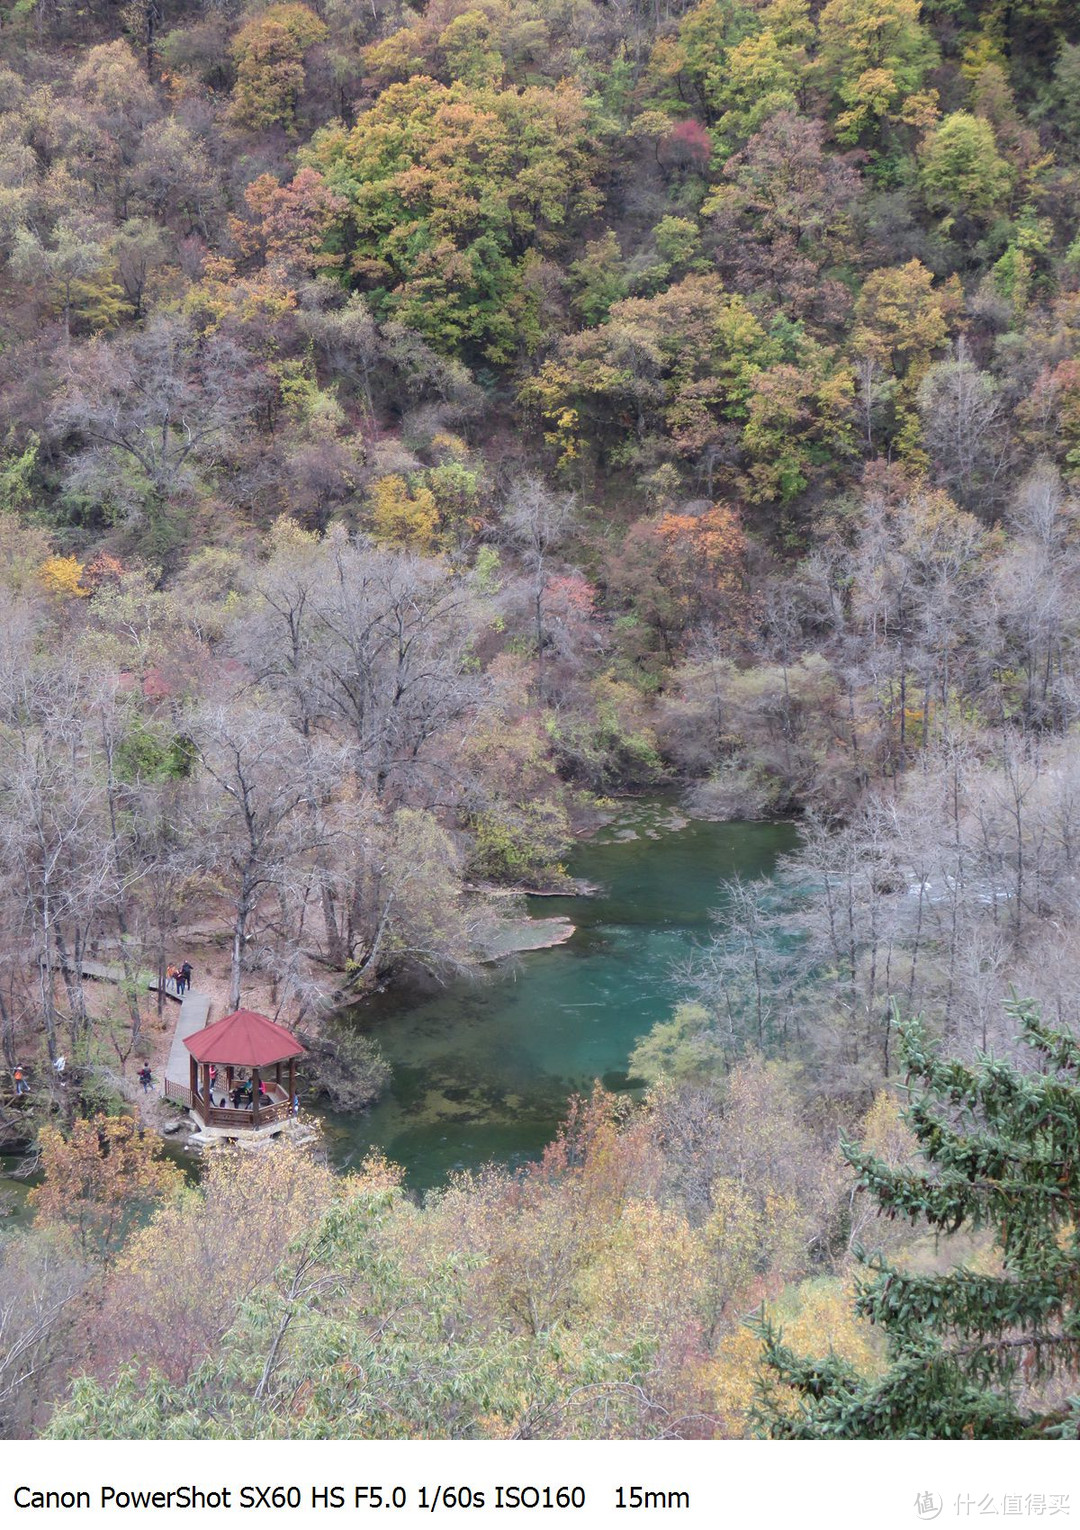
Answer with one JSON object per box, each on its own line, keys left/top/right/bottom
{"left": 483, "top": 916, "right": 575, "bottom": 959}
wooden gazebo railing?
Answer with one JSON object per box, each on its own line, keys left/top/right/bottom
{"left": 199, "top": 1096, "right": 291, "bottom": 1129}
{"left": 163, "top": 1078, "right": 291, "bottom": 1129}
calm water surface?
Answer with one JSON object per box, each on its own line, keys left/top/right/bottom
{"left": 322, "top": 802, "right": 799, "bottom": 1189}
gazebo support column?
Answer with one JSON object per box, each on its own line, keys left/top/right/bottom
{"left": 252, "top": 1067, "right": 261, "bottom": 1127}
{"left": 189, "top": 1054, "right": 198, "bottom": 1110}
{"left": 288, "top": 1058, "right": 295, "bottom": 1111}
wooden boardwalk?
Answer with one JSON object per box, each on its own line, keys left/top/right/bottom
{"left": 46, "top": 954, "right": 181, "bottom": 998}
{"left": 164, "top": 988, "right": 211, "bottom": 1100}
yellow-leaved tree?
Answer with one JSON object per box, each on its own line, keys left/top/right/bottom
{"left": 29, "top": 1116, "right": 183, "bottom": 1264}
{"left": 227, "top": 5, "right": 328, "bottom": 132}
{"left": 93, "top": 1137, "right": 340, "bottom": 1383}
{"left": 368, "top": 474, "right": 440, "bottom": 553}
{"left": 37, "top": 555, "right": 89, "bottom": 599}
{"left": 712, "top": 1274, "right": 883, "bottom": 1433}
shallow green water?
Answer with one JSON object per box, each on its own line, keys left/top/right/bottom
{"left": 322, "top": 802, "right": 798, "bottom": 1190}
{"left": 0, "top": 1164, "right": 33, "bottom": 1229}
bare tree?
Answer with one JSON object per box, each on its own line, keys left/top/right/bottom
{"left": 304, "top": 536, "right": 486, "bottom": 804}
{"left": 0, "top": 657, "right": 111, "bottom": 1062}
{"left": 918, "top": 341, "right": 1013, "bottom": 514}
{"left": 192, "top": 699, "right": 320, "bottom": 1012}
{"left": 981, "top": 464, "right": 1080, "bottom": 732}
{"left": 51, "top": 314, "right": 266, "bottom": 536}
{"left": 501, "top": 475, "right": 578, "bottom": 698}
{"left": 0, "top": 1230, "right": 87, "bottom": 1438}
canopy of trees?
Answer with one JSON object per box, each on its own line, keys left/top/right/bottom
{"left": 1, "top": 0, "right": 1080, "bottom": 1446}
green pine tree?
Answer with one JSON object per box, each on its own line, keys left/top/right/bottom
{"left": 751, "top": 998, "right": 1080, "bottom": 1439}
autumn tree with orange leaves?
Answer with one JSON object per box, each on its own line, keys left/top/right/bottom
{"left": 609, "top": 504, "right": 754, "bottom": 655}
{"left": 231, "top": 169, "right": 346, "bottom": 276}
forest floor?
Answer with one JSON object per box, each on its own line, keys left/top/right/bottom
{"left": 62, "top": 924, "right": 281, "bottom": 1128}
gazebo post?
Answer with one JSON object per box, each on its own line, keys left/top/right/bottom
{"left": 189, "top": 1053, "right": 198, "bottom": 1107}
{"left": 288, "top": 1057, "right": 295, "bottom": 1109}
{"left": 252, "top": 1067, "right": 262, "bottom": 1126}
{"left": 275, "top": 1061, "right": 281, "bottom": 1090}
{"left": 202, "top": 1061, "right": 213, "bottom": 1110}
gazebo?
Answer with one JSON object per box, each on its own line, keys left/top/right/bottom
{"left": 182, "top": 1008, "right": 305, "bottom": 1134}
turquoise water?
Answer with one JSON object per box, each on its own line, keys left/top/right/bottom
{"left": 322, "top": 803, "right": 799, "bottom": 1189}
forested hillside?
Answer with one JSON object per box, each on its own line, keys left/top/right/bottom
{"left": 2, "top": 0, "right": 1080, "bottom": 1439}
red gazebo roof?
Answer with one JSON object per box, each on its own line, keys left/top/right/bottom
{"left": 184, "top": 1009, "right": 305, "bottom": 1067}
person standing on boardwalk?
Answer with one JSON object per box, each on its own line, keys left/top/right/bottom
{"left": 179, "top": 961, "right": 192, "bottom": 995}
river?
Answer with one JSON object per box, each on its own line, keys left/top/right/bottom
{"left": 321, "top": 801, "right": 799, "bottom": 1189}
